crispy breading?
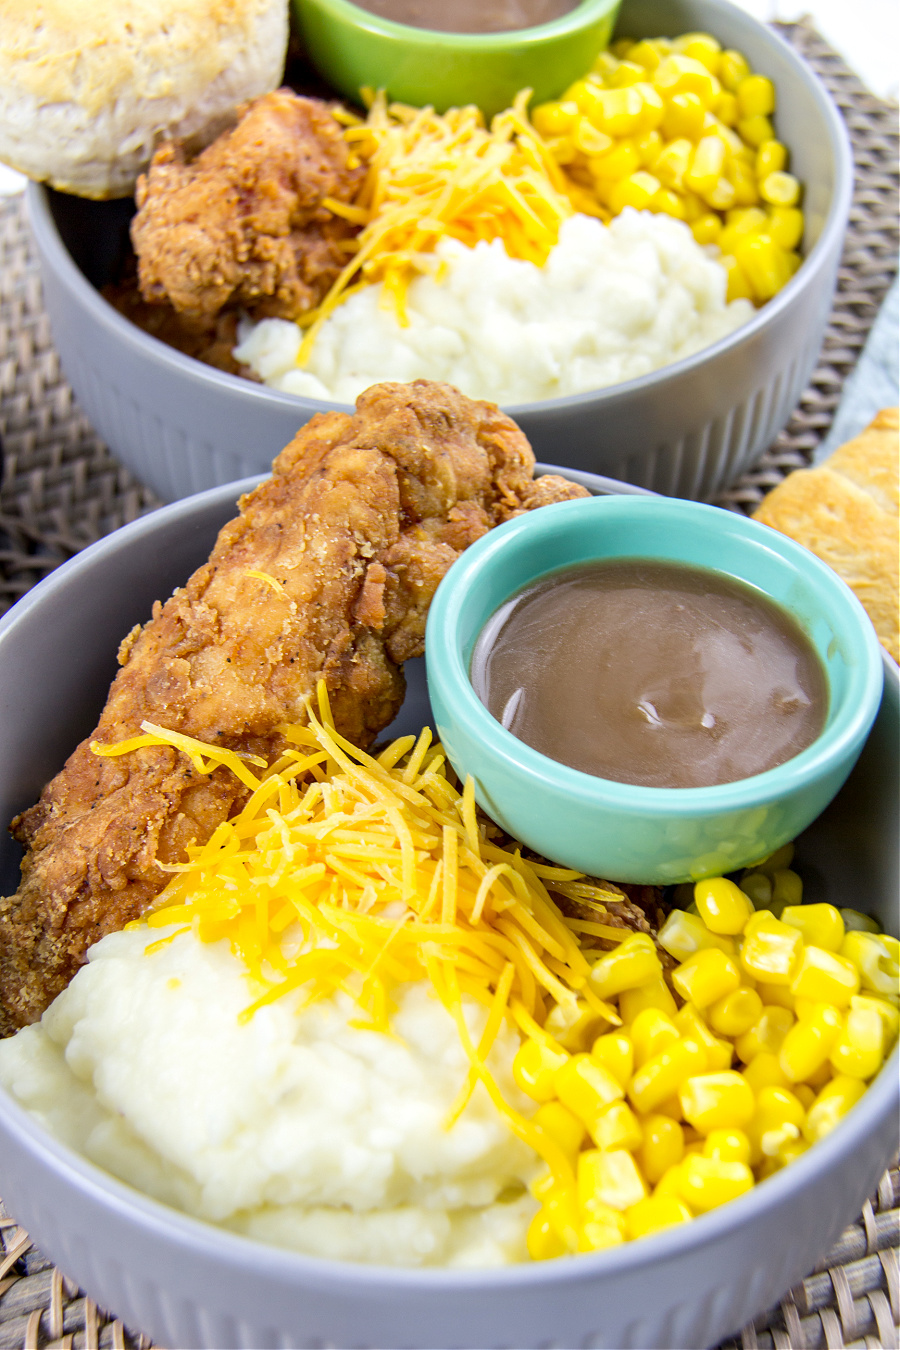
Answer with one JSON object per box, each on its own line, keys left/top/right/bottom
{"left": 131, "top": 89, "right": 363, "bottom": 325}
{"left": 0, "top": 381, "right": 587, "bottom": 1034}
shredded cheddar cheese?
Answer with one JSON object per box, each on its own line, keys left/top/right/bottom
{"left": 92, "top": 690, "right": 630, "bottom": 1183}
{"left": 298, "top": 91, "right": 582, "bottom": 362}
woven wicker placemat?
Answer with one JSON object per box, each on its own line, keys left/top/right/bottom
{"left": 0, "top": 17, "right": 897, "bottom": 1350}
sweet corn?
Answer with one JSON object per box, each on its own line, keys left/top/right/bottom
{"left": 673, "top": 32, "right": 721, "bottom": 72}
{"left": 611, "top": 60, "right": 649, "bottom": 87}
{"left": 627, "top": 39, "right": 664, "bottom": 72}
{"left": 589, "top": 932, "right": 662, "bottom": 998}
{"left": 703, "top": 1128, "right": 751, "bottom": 1164}
{"left": 840, "top": 909, "right": 881, "bottom": 934}
{"left": 756, "top": 981, "right": 796, "bottom": 1010}
{"left": 545, "top": 996, "right": 608, "bottom": 1052}
{"left": 638, "top": 1114, "right": 685, "bottom": 1183}
{"left": 841, "top": 932, "right": 900, "bottom": 997}
{"left": 513, "top": 1037, "right": 570, "bottom": 1101}
{"left": 678, "top": 1154, "right": 754, "bottom": 1211}
{"left": 726, "top": 156, "right": 760, "bottom": 206}
{"left": 719, "top": 49, "right": 751, "bottom": 91}
{"left": 538, "top": 1180, "right": 581, "bottom": 1250}
{"left": 574, "top": 117, "right": 614, "bottom": 156}
{"left": 608, "top": 170, "right": 661, "bottom": 213}
{"left": 631, "top": 1008, "right": 680, "bottom": 1067}
{"left": 751, "top": 842, "right": 795, "bottom": 875}
{"left": 673, "top": 1003, "right": 734, "bottom": 1070}
{"left": 579, "top": 1147, "right": 648, "bottom": 1211}
{"left": 625, "top": 1193, "right": 692, "bottom": 1238}
{"left": 737, "top": 113, "right": 775, "bottom": 148}
{"left": 592, "top": 1100, "right": 644, "bottom": 1151}
{"left": 756, "top": 139, "right": 787, "bottom": 177}
{"left": 829, "top": 1003, "right": 885, "bottom": 1079}
{"left": 527, "top": 1208, "right": 569, "bottom": 1260}
{"left": 628, "top": 1037, "right": 707, "bottom": 1114}
{"left": 533, "top": 1101, "right": 586, "bottom": 1156}
{"left": 680, "top": 1071, "right": 755, "bottom": 1133}
{"left": 779, "top": 1003, "right": 842, "bottom": 1082}
{"left": 634, "top": 84, "right": 666, "bottom": 131}
{"left": 618, "top": 973, "right": 678, "bottom": 1021}
{"left": 790, "top": 946, "right": 860, "bottom": 1006}
{"left": 663, "top": 92, "right": 708, "bottom": 141}
{"left": 767, "top": 206, "right": 804, "bottom": 250}
{"left": 735, "top": 1005, "right": 795, "bottom": 1062}
{"left": 739, "top": 914, "right": 803, "bottom": 984}
{"left": 804, "top": 1075, "right": 867, "bottom": 1143}
{"left": 636, "top": 129, "right": 664, "bottom": 166}
{"left": 651, "top": 186, "right": 688, "bottom": 220}
{"left": 781, "top": 904, "right": 845, "bottom": 952}
{"left": 654, "top": 137, "right": 694, "bottom": 190}
{"left": 653, "top": 55, "right": 721, "bottom": 106}
{"left": 695, "top": 877, "right": 755, "bottom": 935}
{"left": 691, "top": 213, "right": 723, "bottom": 245}
{"left": 592, "top": 1031, "right": 634, "bottom": 1086}
{"left": 531, "top": 100, "right": 579, "bottom": 137}
{"left": 732, "top": 232, "right": 792, "bottom": 301}
{"left": 658, "top": 910, "right": 735, "bottom": 961}
{"left": 760, "top": 171, "right": 801, "bottom": 207}
{"left": 555, "top": 1054, "right": 625, "bottom": 1128}
{"left": 673, "top": 947, "right": 742, "bottom": 1007}
{"left": 708, "top": 986, "right": 763, "bottom": 1037}
{"left": 740, "top": 872, "right": 773, "bottom": 908}
{"left": 579, "top": 1213, "right": 627, "bottom": 1251}
{"left": 704, "top": 175, "right": 737, "bottom": 211}
{"left": 851, "top": 993, "right": 899, "bottom": 1045}
{"left": 742, "top": 1051, "right": 791, "bottom": 1092}
{"left": 714, "top": 90, "right": 739, "bottom": 126}
{"left": 737, "top": 74, "right": 775, "bottom": 117}
{"left": 747, "top": 1085, "right": 806, "bottom": 1163}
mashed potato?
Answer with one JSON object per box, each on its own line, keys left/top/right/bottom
{"left": 0, "top": 927, "right": 538, "bottom": 1266}
{"left": 235, "top": 210, "right": 754, "bottom": 406}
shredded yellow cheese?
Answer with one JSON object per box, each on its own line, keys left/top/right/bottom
{"left": 298, "top": 90, "right": 579, "bottom": 362}
{"left": 95, "top": 692, "right": 628, "bottom": 1182}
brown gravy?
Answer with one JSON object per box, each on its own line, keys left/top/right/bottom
{"left": 350, "top": 0, "right": 579, "bottom": 35}
{"left": 470, "top": 559, "right": 828, "bottom": 789}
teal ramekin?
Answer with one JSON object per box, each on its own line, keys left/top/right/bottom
{"left": 425, "top": 496, "right": 885, "bottom": 884}
{"left": 292, "top": 0, "right": 622, "bottom": 118}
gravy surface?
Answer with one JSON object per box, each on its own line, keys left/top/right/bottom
{"left": 471, "top": 559, "right": 828, "bottom": 788}
{"left": 350, "top": 0, "right": 579, "bottom": 34}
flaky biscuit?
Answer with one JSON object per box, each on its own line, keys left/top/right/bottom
{"left": 0, "top": 0, "right": 288, "bottom": 198}
{"left": 827, "top": 407, "right": 899, "bottom": 516}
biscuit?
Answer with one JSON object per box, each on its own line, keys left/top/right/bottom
{"left": 0, "top": 0, "right": 288, "bottom": 198}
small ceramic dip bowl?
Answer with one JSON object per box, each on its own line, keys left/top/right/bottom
{"left": 292, "top": 0, "right": 622, "bottom": 118}
{"left": 425, "top": 496, "right": 884, "bottom": 884}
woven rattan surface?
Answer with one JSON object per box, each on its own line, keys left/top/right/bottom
{"left": 0, "top": 16, "right": 897, "bottom": 1350}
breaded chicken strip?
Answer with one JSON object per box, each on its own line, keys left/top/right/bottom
{"left": 131, "top": 89, "right": 363, "bottom": 326}
{"left": 0, "top": 382, "right": 586, "bottom": 1034}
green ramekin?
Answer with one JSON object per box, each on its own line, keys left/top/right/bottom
{"left": 425, "top": 496, "right": 885, "bottom": 884}
{"left": 292, "top": 0, "right": 622, "bottom": 118}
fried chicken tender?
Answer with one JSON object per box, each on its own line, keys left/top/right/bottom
{"left": 0, "top": 381, "right": 587, "bottom": 1035}
{"left": 131, "top": 89, "right": 363, "bottom": 325}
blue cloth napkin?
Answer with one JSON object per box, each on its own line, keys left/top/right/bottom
{"left": 815, "top": 278, "right": 899, "bottom": 462}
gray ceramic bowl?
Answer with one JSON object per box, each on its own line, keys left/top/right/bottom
{"left": 27, "top": 0, "right": 852, "bottom": 503}
{"left": 0, "top": 467, "right": 896, "bottom": 1350}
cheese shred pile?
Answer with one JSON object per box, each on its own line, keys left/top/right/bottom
{"left": 298, "top": 90, "right": 601, "bottom": 363}
{"left": 92, "top": 689, "right": 628, "bottom": 1184}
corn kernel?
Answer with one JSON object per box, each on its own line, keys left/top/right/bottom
{"left": 718, "top": 206, "right": 769, "bottom": 254}
{"left": 592, "top": 1099, "right": 644, "bottom": 1151}
{"left": 658, "top": 910, "right": 736, "bottom": 961}
{"left": 791, "top": 946, "right": 860, "bottom": 1006}
{"left": 691, "top": 213, "right": 723, "bottom": 245}
{"left": 695, "top": 877, "right": 755, "bottom": 935}
{"left": 713, "top": 90, "right": 739, "bottom": 126}
{"left": 653, "top": 54, "right": 721, "bottom": 106}
{"left": 555, "top": 1054, "right": 625, "bottom": 1128}
{"left": 781, "top": 904, "right": 844, "bottom": 953}
{"left": 829, "top": 1003, "right": 885, "bottom": 1079}
{"left": 767, "top": 205, "right": 804, "bottom": 251}
{"left": 611, "top": 60, "right": 648, "bottom": 88}
{"left": 735, "top": 1005, "right": 795, "bottom": 1062}
{"left": 608, "top": 171, "right": 662, "bottom": 214}
{"left": 673, "top": 948, "right": 742, "bottom": 1008}
{"left": 678, "top": 1154, "right": 754, "bottom": 1211}
{"left": 539, "top": 1182, "right": 581, "bottom": 1250}
{"left": 653, "top": 137, "right": 693, "bottom": 190}
{"left": 851, "top": 993, "right": 899, "bottom": 1045}
{"left": 625, "top": 1193, "right": 692, "bottom": 1239}
{"left": 738, "top": 114, "right": 775, "bottom": 148}
{"left": 742, "top": 1051, "right": 791, "bottom": 1092}
{"left": 635, "top": 129, "right": 663, "bottom": 167}
{"left": 574, "top": 117, "right": 614, "bottom": 157}
{"left": 703, "top": 1128, "right": 751, "bottom": 1164}
{"left": 631, "top": 1008, "right": 680, "bottom": 1067}
{"left": 779, "top": 1003, "right": 843, "bottom": 1082}
{"left": 544, "top": 996, "right": 608, "bottom": 1052}
{"left": 804, "top": 1075, "right": 867, "bottom": 1143}
{"left": 592, "top": 86, "right": 647, "bottom": 137}
{"left": 680, "top": 1071, "right": 755, "bottom": 1134}
{"left": 513, "top": 1037, "right": 569, "bottom": 1101}
{"left": 533, "top": 1101, "right": 586, "bottom": 1156}
{"left": 633, "top": 83, "right": 666, "bottom": 132}
{"left": 527, "top": 1207, "right": 569, "bottom": 1260}
{"left": 708, "top": 986, "right": 763, "bottom": 1037}
{"left": 578, "top": 1216, "right": 627, "bottom": 1251}
{"left": 748, "top": 1085, "right": 806, "bottom": 1163}
{"left": 735, "top": 232, "right": 792, "bottom": 301}
{"left": 726, "top": 157, "right": 760, "bottom": 207}
{"left": 749, "top": 842, "right": 795, "bottom": 875}
{"left": 841, "top": 932, "right": 900, "bottom": 996}
{"left": 719, "top": 49, "right": 751, "bottom": 92}
{"left": 611, "top": 37, "right": 635, "bottom": 58}
{"left": 721, "top": 254, "right": 753, "bottom": 302}
{"left": 794, "top": 1084, "right": 816, "bottom": 1110}
{"left": 662, "top": 92, "right": 708, "bottom": 141}
{"left": 579, "top": 1147, "right": 647, "bottom": 1212}
{"left": 840, "top": 909, "right": 881, "bottom": 934}
{"left": 737, "top": 74, "right": 775, "bottom": 117}
{"left": 638, "top": 1114, "right": 685, "bottom": 1184}
{"left": 756, "top": 139, "right": 787, "bottom": 177}
{"left": 760, "top": 171, "right": 801, "bottom": 207}
{"left": 805, "top": 1058, "right": 834, "bottom": 1089}
{"left": 618, "top": 974, "right": 678, "bottom": 1022}
{"left": 739, "top": 872, "right": 772, "bottom": 908}
{"left": 653, "top": 1162, "right": 687, "bottom": 1200}
{"left": 592, "top": 1031, "right": 634, "bottom": 1087}
{"left": 628, "top": 39, "right": 663, "bottom": 72}
{"left": 756, "top": 981, "right": 796, "bottom": 1010}
{"left": 674, "top": 1003, "right": 734, "bottom": 1070}
{"left": 675, "top": 32, "right": 721, "bottom": 71}
{"left": 531, "top": 100, "right": 579, "bottom": 137}
{"left": 629, "top": 1038, "right": 707, "bottom": 1114}
{"left": 740, "top": 914, "right": 803, "bottom": 984}
{"left": 652, "top": 186, "right": 688, "bottom": 220}
{"left": 589, "top": 933, "right": 662, "bottom": 997}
